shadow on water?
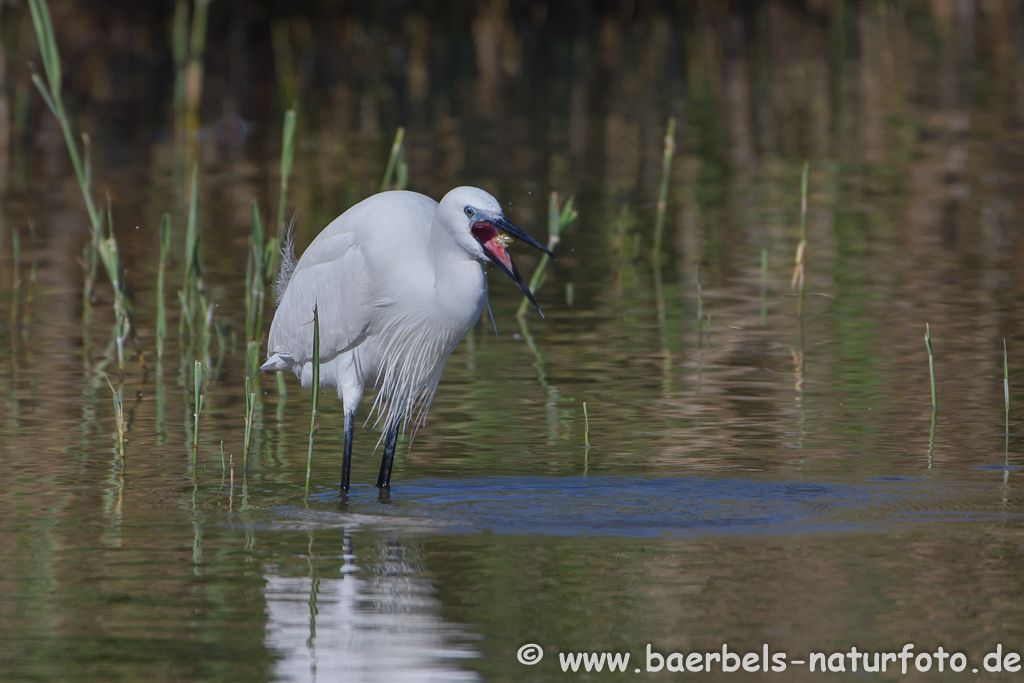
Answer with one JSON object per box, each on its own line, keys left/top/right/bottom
{"left": 271, "top": 475, "right": 1020, "bottom": 538}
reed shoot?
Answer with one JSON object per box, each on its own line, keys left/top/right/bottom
{"left": 172, "top": 0, "right": 189, "bottom": 134}
{"left": 179, "top": 163, "right": 208, "bottom": 347}
{"left": 1004, "top": 340, "right": 1010, "bottom": 448}
{"left": 760, "top": 248, "right": 768, "bottom": 327}
{"left": 29, "top": 0, "right": 141, "bottom": 368}
{"left": 157, "top": 214, "right": 171, "bottom": 361}
{"left": 182, "top": 166, "right": 214, "bottom": 367}
{"left": 516, "top": 193, "right": 577, "bottom": 320}
{"left": 696, "top": 263, "right": 704, "bottom": 345}
{"left": 10, "top": 228, "right": 18, "bottom": 325}
{"left": 10, "top": 227, "right": 18, "bottom": 285}
{"left": 182, "top": 0, "right": 211, "bottom": 144}
{"left": 27, "top": 0, "right": 100, "bottom": 230}
{"left": 271, "top": 110, "right": 297, "bottom": 400}
{"left": 81, "top": 219, "right": 98, "bottom": 328}
{"left": 925, "top": 323, "right": 936, "bottom": 411}
{"left": 23, "top": 225, "right": 38, "bottom": 326}
{"left": 583, "top": 402, "right": 591, "bottom": 449}
{"left": 380, "top": 127, "right": 407, "bottom": 192}
{"left": 183, "top": 162, "right": 201, "bottom": 286}
{"left": 583, "top": 402, "right": 590, "bottom": 473}
{"left": 652, "top": 116, "right": 676, "bottom": 262}
{"left": 927, "top": 408, "right": 936, "bottom": 470}
{"left": 791, "top": 162, "right": 809, "bottom": 316}
{"left": 95, "top": 203, "right": 140, "bottom": 370}
{"left": 277, "top": 108, "right": 297, "bottom": 234}
{"left": 243, "top": 376, "right": 256, "bottom": 469}
{"left": 193, "top": 359, "right": 203, "bottom": 462}
{"left": 106, "top": 377, "right": 126, "bottom": 463}
{"left": 305, "top": 305, "right": 320, "bottom": 499}
{"left": 245, "top": 203, "right": 265, "bottom": 343}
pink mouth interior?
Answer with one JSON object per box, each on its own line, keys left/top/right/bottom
{"left": 471, "top": 222, "right": 513, "bottom": 271}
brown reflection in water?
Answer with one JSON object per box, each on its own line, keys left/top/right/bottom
{"left": 428, "top": 523, "right": 1024, "bottom": 681}
{"left": 0, "top": 2, "right": 1021, "bottom": 465}
{"left": 0, "top": 0, "right": 1023, "bottom": 644}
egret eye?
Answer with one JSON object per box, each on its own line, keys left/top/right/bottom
{"left": 464, "top": 206, "right": 475, "bottom": 218}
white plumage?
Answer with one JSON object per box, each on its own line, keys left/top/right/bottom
{"left": 262, "top": 186, "right": 552, "bottom": 492}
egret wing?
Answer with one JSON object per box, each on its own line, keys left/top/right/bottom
{"left": 264, "top": 191, "right": 439, "bottom": 371}
{"left": 265, "top": 229, "right": 370, "bottom": 368}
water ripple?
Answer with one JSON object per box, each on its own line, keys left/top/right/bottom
{"left": 269, "top": 476, "right": 1022, "bottom": 538}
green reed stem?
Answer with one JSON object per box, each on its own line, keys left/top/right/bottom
{"left": 29, "top": 0, "right": 142, "bottom": 370}
{"left": 177, "top": 290, "right": 194, "bottom": 339}
{"left": 516, "top": 193, "right": 577, "bottom": 320}
{"left": 1004, "top": 340, "right": 1010, "bottom": 461}
{"left": 927, "top": 408, "right": 936, "bottom": 471}
{"left": 97, "top": 202, "right": 140, "bottom": 370}
{"left": 696, "top": 263, "right": 704, "bottom": 345}
{"left": 27, "top": 0, "right": 101, "bottom": 232}
{"left": 183, "top": 162, "right": 200, "bottom": 286}
{"left": 172, "top": 0, "right": 188, "bottom": 129}
{"left": 23, "top": 224, "right": 38, "bottom": 327}
{"left": 760, "top": 248, "right": 768, "bottom": 327}
{"left": 652, "top": 117, "right": 676, "bottom": 263}
{"left": 10, "top": 228, "right": 18, "bottom": 324}
{"left": 277, "top": 108, "right": 296, "bottom": 233}
{"left": 380, "top": 127, "right": 407, "bottom": 192}
{"left": 583, "top": 402, "right": 590, "bottom": 449}
{"left": 276, "top": 370, "right": 288, "bottom": 405}
{"left": 243, "top": 376, "right": 256, "bottom": 469}
{"left": 800, "top": 162, "right": 809, "bottom": 243}
{"left": 182, "top": 0, "right": 211, "bottom": 143}
{"left": 200, "top": 302, "right": 213, "bottom": 363}
{"left": 105, "top": 376, "right": 126, "bottom": 464}
{"left": 157, "top": 214, "right": 171, "bottom": 362}
{"left": 925, "top": 323, "right": 936, "bottom": 411}
{"left": 305, "top": 305, "right": 320, "bottom": 499}
{"left": 271, "top": 21, "right": 299, "bottom": 109}
{"left": 82, "top": 230, "right": 98, "bottom": 328}
{"left": 193, "top": 359, "right": 203, "bottom": 463}
{"left": 180, "top": 163, "right": 210, "bottom": 354}
{"left": 270, "top": 111, "right": 297, "bottom": 400}
{"left": 187, "top": 1, "right": 211, "bottom": 84}
{"left": 791, "top": 161, "right": 809, "bottom": 316}
{"left": 81, "top": 132, "right": 97, "bottom": 331}
{"left": 246, "top": 341, "right": 261, "bottom": 384}
{"left": 245, "top": 202, "right": 265, "bottom": 343}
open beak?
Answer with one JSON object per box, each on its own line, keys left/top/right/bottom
{"left": 471, "top": 214, "right": 555, "bottom": 317}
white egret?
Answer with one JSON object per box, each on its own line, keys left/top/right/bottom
{"left": 261, "top": 186, "right": 553, "bottom": 494}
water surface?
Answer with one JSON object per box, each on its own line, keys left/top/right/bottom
{"left": 3, "top": 2, "right": 1024, "bottom": 681}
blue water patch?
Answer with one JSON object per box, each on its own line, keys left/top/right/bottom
{"left": 272, "top": 476, "right": 1022, "bottom": 538}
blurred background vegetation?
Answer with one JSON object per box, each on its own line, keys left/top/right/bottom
{"left": 2, "top": 0, "right": 1024, "bottom": 468}
{"left": 1, "top": 0, "right": 1021, "bottom": 259}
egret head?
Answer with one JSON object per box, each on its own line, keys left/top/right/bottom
{"left": 438, "top": 186, "right": 555, "bottom": 316}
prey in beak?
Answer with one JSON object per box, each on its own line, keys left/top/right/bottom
{"left": 470, "top": 213, "right": 555, "bottom": 317}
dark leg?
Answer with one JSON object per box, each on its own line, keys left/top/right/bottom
{"left": 340, "top": 410, "right": 355, "bottom": 493}
{"left": 375, "top": 421, "right": 400, "bottom": 490}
